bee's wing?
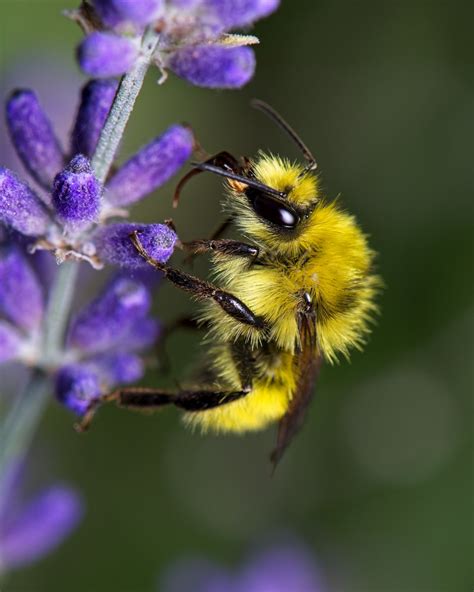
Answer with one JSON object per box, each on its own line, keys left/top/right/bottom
{"left": 271, "top": 312, "right": 322, "bottom": 469}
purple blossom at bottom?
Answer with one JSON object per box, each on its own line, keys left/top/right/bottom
{"left": 0, "top": 463, "right": 83, "bottom": 572}
{"left": 0, "top": 236, "right": 161, "bottom": 417}
{"left": 160, "top": 542, "right": 325, "bottom": 592}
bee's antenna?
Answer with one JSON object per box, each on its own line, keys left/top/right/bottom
{"left": 251, "top": 99, "right": 317, "bottom": 172}
{"left": 192, "top": 161, "right": 288, "bottom": 200}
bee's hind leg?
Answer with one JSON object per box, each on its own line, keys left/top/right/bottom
{"left": 75, "top": 386, "right": 251, "bottom": 432}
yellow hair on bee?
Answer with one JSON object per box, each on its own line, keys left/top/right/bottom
{"left": 252, "top": 153, "right": 318, "bottom": 206}
{"left": 184, "top": 347, "right": 296, "bottom": 433}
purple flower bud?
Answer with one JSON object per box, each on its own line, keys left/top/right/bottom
{"left": 52, "top": 155, "right": 101, "bottom": 231}
{"left": 0, "top": 321, "right": 22, "bottom": 364}
{"left": 68, "top": 276, "right": 151, "bottom": 353}
{"left": 0, "top": 246, "right": 44, "bottom": 332}
{"left": 0, "top": 486, "right": 83, "bottom": 570}
{"left": 55, "top": 364, "right": 102, "bottom": 415}
{"left": 169, "top": 46, "right": 255, "bottom": 88}
{"left": 106, "top": 125, "right": 193, "bottom": 207}
{"left": 0, "top": 168, "right": 50, "bottom": 237}
{"left": 71, "top": 79, "right": 119, "bottom": 158}
{"left": 91, "top": 351, "right": 144, "bottom": 385}
{"left": 5, "top": 89, "right": 64, "bottom": 190}
{"left": 206, "top": 0, "right": 280, "bottom": 29}
{"left": 77, "top": 32, "right": 139, "bottom": 78}
{"left": 239, "top": 545, "right": 325, "bottom": 592}
{"left": 122, "top": 317, "right": 161, "bottom": 350}
{"left": 93, "top": 0, "right": 164, "bottom": 30}
{"left": 95, "top": 223, "right": 177, "bottom": 268}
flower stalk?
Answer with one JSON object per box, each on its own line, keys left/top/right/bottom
{"left": 91, "top": 27, "right": 160, "bottom": 183}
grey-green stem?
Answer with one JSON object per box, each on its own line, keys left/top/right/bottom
{"left": 91, "top": 28, "right": 161, "bottom": 183}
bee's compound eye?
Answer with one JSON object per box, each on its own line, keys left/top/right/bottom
{"left": 246, "top": 188, "right": 299, "bottom": 229}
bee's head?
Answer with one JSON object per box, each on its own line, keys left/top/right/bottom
{"left": 222, "top": 152, "right": 318, "bottom": 242}
{"left": 173, "top": 101, "right": 320, "bottom": 249}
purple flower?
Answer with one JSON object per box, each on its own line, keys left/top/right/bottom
{"left": 77, "top": 32, "right": 139, "bottom": 78}
{"left": 160, "top": 542, "right": 325, "bottom": 592}
{"left": 2, "top": 83, "right": 185, "bottom": 268}
{"left": 0, "top": 245, "right": 44, "bottom": 332}
{"left": 0, "top": 321, "right": 22, "bottom": 363}
{"left": 0, "top": 463, "right": 83, "bottom": 572}
{"left": 5, "top": 89, "right": 64, "bottom": 190}
{"left": 0, "top": 168, "right": 50, "bottom": 236}
{"left": 106, "top": 125, "right": 194, "bottom": 206}
{"left": 75, "top": 0, "right": 279, "bottom": 88}
{"left": 55, "top": 363, "right": 102, "bottom": 415}
{"left": 92, "top": 0, "right": 164, "bottom": 31}
{"left": 95, "top": 223, "right": 177, "bottom": 268}
{"left": 52, "top": 155, "right": 101, "bottom": 231}
{"left": 67, "top": 275, "right": 152, "bottom": 353}
{"left": 71, "top": 79, "right": 119, "bottom": 158}
{"left": 169, "top": 46, "right": 255, "bottom": 89}
{"left": 205, "top": 0, "right": 280, "bottom": 29}
{"left": 56, "top": 274, "right": 160, "bottom": 415}
{"left": 91, "top": 351, "right": 144, "bottom": 384}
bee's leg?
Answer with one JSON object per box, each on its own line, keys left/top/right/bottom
{"left": 131, "top": 232, "right": 265, "bottom": 330}
{"left": 76, "top": 386, "right": 251, "bottom": 431}
{"left": 231, "top": 339, "right": 257, "bottom": 391}
{"left": 182, "top": 238, "right": 259, "bottom": 259}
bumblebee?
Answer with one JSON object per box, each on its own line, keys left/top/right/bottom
{"left": 82, "top": 101, "right": 380, "bottom": 465}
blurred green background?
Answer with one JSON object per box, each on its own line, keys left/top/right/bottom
{"left": 1, "top": 1, "right": 472, "bottom": 590}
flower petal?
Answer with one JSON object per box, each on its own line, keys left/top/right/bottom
{"left": 5, "top": 89, "right": 64, "bottom": 191}
{"left": 0, "top": 168, "right": 50, "bottom": 237}
{"left": 106, "top": 125, "right": 193, "bottom": 206}
{"left": 92, "top": 0, "right": 164, "bottom": 30}
{"left": 0, "top": 486, "right": 83, "bottom": 570}
{"left": 77, "top": 32, "right": 139, "bottom": 78}
{"left": 0, "top": 321, "right": 22, "bottom": 364}
{"left": 169, "top": 46, "right": 255, "bottom": 88}
{"left": 238, "top": 544, "right": 324, "bottom": 592}
{"left": 205, "top": 0, "right": 280, "bottom": 29}
{"left": 67, "top": 275, "right": 151, "bottom": 353}
{"left": 90, "top": 351, "right": 144, "bottom": 385}
{"left": 52, "top": 155, "right": 101, "bottom": 232}
{"left": 71, "top": 79, "right": 119, "bottom": 158}
{"left": 120, "top": 317, "right": 161, "bottom": 350}
{"left": 94, "top": 223, "right": 177, "bottom": 268}
{"left": 0, "top": 246, "right": 44, "bottom": 332}
{"left": 55, "top": 364, "right": 102, "bottom": 415}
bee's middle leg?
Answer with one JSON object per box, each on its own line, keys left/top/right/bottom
{"left": 131, "top": 232, "right": 265, "bottom": 330}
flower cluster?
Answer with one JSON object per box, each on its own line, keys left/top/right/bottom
{"left": 160, "top": 542, "right": 325, "bottom": 592}
{"left": 0, "top": 461, "right": 83, "bottom": 574}
{"left": 2, "top": 84, "right": 188, "bottom": 268}
{"left": 74, "top": 0, "right": 279, "bottom": 87}
{"left": 0, "top": 241, "right": 160, "bottom": 414}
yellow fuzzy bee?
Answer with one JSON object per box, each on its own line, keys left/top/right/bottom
{"left": 82, "top": 101, "right": 380, "bottom": 465}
